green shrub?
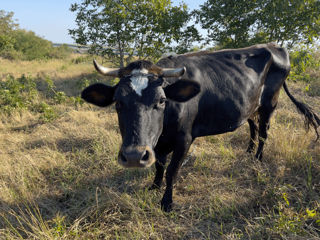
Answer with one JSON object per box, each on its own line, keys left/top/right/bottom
{"left": 37, "top": 102, "right": 58, "bottom": 123}
{"left": 0, "top": 48, "right": 23, "bottom": 60}
{"left": 12, "top": 30, "right": 55, "bottom": 61}
{"left": 0, "top": 34, "right": 14, "bottom": 51}
{"left": 305, "top": 81, "right": 320, "bottom": 97}
{"left": 49, "top": 44, "right": 73, "bottom": 59}
{"left": 71, "top": 55, "right": 91, "bottom": 64}
{"left": 0, "top": 10, "right": 72, "bottom": 61}
{"left": 0, "top": 34, "right": 22, "bottom": 60}
{"left": 0, "top": 74, "right": 78, "bottom": 121}
{"left": 0, "top": 75, "right": 38, "bottom": 113}
{"left": 289, "top": 46, "right": 320, "bottom": 83}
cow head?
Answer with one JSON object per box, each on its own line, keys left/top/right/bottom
{"left": 82, "top": 60, "right": 200, "bottom": 168}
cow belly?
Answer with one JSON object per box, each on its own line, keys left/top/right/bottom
{"left": 192, "top": 99, "right": 255, "bottom": 137}
{"left": 193, "top": 116, "right": 245, "bottom": 137}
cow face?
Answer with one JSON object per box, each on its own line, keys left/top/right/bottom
{"left": 82, "top": 60, "right": 200, "bottom": 168}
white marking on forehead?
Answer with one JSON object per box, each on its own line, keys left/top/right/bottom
{"left": 130, "top": 68, "right": 149, "bottom": 96}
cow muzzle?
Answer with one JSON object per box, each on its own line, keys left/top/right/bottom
{"left": 118, "top": 145, "right": 156, "bottom": 168}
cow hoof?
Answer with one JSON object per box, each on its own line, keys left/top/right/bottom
{"left": 246, "top": 143, "right": 256, "bottom": 153}
{"left": 161, "top": 199, "right": 173, "bottom": 212}
{"left": 255, "top": 153, "right": 263, "bottom": 161}
{"left": 246, "top": 147, "right": 254, "bottom": 153}
{"left": 149, "top": 183, "right": 161, "bottom": 190}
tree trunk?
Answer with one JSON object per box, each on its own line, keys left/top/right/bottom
{"left": 119, "top": 48, "right": 124, "bottom": 68}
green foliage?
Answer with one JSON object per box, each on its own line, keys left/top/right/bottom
{"left": 196, "top": 0, "right": 320, "bottom": 48}
{"left": 289, "top": 45, "right": 320, "bottom": 83}
{"left": 9, "top": 30, "right": 72, "bottom": 61}
{"left": 76, "top": 78, "right": 91, "bottom": 90}
{"left": 0, "top": 10, "right": 18, "bottom": 58}
{"left": 49, "top": 44, "right": 74, "bottom": 59}
{"left": 0, "top": 10, "right": 18, "bottom": 35}
{"left": 12, "top": 30, "right": 53, "bottom": 60}
{"left": 306, "top": 81, "right": 320, "bottom": 97}
{"left": 43, "top": 75, "right": 84, "bottom": 107}
{"left": 0, "top": 75, "right": 38, "bottom": 113}
{"left": 71, "top": 55, "right": 92, "bottom": 64}
{"left": 69, "top": 0, "right": 199, "bottom": 66}
{"left": 0, "top": 74, "right": 82, "bottom": 121}
{"left": 0, "top": 34, "right": 15, "bottom": 51}
{"left": 271, "top": 187, "right": 320, "bottom": 237}
{"left": 291, "top": 50, "right": 314, "bottom": 77}
{"left": 289, "top": 45, "right": 320, "bottom": 96}
{"left": 37, "top": 102, "right": 58, "bottom": 123}
{"left": 0, "top": 10, "right": 71, "bottom": 61}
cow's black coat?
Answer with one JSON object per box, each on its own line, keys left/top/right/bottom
{"left": 82, "top": 43, "right": 320, "bottom": 212}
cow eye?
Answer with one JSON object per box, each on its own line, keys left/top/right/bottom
{"left": 159, "top": 98, "right": 166, "bottom": 104}
{"left": 154, "top": 98, "right": 166, "bottom": 109}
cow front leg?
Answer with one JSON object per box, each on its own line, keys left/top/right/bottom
{"left": 149, "top": 154, "right": 167, "bottom": 190}
{"left": 149, "top": 142, "right": 172, "bottom": 190}
{"left": 161, "top": 134, "right": 192, "bottom": 212}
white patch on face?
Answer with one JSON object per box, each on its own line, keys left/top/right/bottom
{"left": 130, "top": 69, "right": 149, "bottom": 96}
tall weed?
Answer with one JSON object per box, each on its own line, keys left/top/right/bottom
{"left": 0, "top": 74, "right": 82, "bottom": 121}
{"left": 0, "top": 74, "right": 38, "bottom": 113}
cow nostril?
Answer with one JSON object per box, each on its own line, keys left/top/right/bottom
{"left": 141, "top": 151, "right": 149, "bottom": 162}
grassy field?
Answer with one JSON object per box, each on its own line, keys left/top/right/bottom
{"left": 0, "top": 55, "right": 319, "bottom": 239}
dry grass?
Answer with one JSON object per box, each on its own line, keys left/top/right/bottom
{"left": 0, "top": 57, "right": 319, "bottom": 239}
{"left": 0, "top": 55, "right": 92, "bottom": 78}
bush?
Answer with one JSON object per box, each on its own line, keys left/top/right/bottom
{"left": 305, "top": 81, "right": 320, "bottom": 97}
{"left": 49, "top": 44, "right": 73, "bottom": 59}
{"left": 0, "top": 9, "right": 72, "bottom": 61}
{"left": 289, "top": 45, "right": 320, "bottom": 96}
{"left": 0, "top": 75, "right": 38, "bottom": 113}
{"left": 71, "top": 55, "right": 91, "bottom": 64}
{"left": 289, "top": 46, "right": 320, "bottom": 83}
{"left": 0, "top": 34, "right": 14, "bottom": 51}
{"left": 0, "top": 48, "right": 23, "bottom": 60}
{"left": 12, "top": 30, "right": 71, "bottom": 61}
{"left": 0, "top": 74, "right": 81, "bottom": 120}
{"left": 0, "top": 33, "right": 22, "bottom": 60}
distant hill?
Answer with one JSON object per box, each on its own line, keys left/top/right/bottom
{"left": 52, "top": 43, "right": 89, "bottom": 54}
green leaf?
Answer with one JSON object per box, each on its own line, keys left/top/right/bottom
{"left": 69, "top": 0, "right": 197, "bottom": 65}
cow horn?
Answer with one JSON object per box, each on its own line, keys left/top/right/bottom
{"left": 162, "top": 67, "right": 186, "bottom": 77}
{"left": 93, "top": 59, "right": 120, "bottom": 77}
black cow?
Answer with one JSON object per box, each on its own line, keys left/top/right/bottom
{"left": 82, "top": 43, "right": 320, "bottom": 211}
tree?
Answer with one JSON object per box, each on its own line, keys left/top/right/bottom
{"left": 69, "top": 0, "right": 198, "bottom": 67}
{"left": 195, "top": 0, "right": 320, "bottom": 48}
{"left": 0, "top": 10, "right": 18, "bottom": 35}
{"left": 0, "top": 9, "right": 72, "bottom": 60}
{"left": 12, "top": 30, "right": 54, "bottom": 60}
{"left": 0, "top": 10, "right": 18, "bottom": 53}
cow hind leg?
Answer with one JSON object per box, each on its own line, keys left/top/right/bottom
{"left": 247, "top": 118, "right": 258, "bottom": 153}
{"left": 255, "top": 106, "right": 275, "bottom": 160}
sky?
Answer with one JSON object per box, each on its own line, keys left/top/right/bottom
{"left": 1, "top": 0, "right": 206, "bottom": 44}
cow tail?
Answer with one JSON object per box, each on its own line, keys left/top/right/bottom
{"left": 283, "top": 81, "right": 320, "bottom": 141}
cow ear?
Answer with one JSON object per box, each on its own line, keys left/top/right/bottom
{"left": 164, "top": 80, "right": 200, "bottom": 102}
{"left": 81, "top": 83, "right": 116, "bottom": 107}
